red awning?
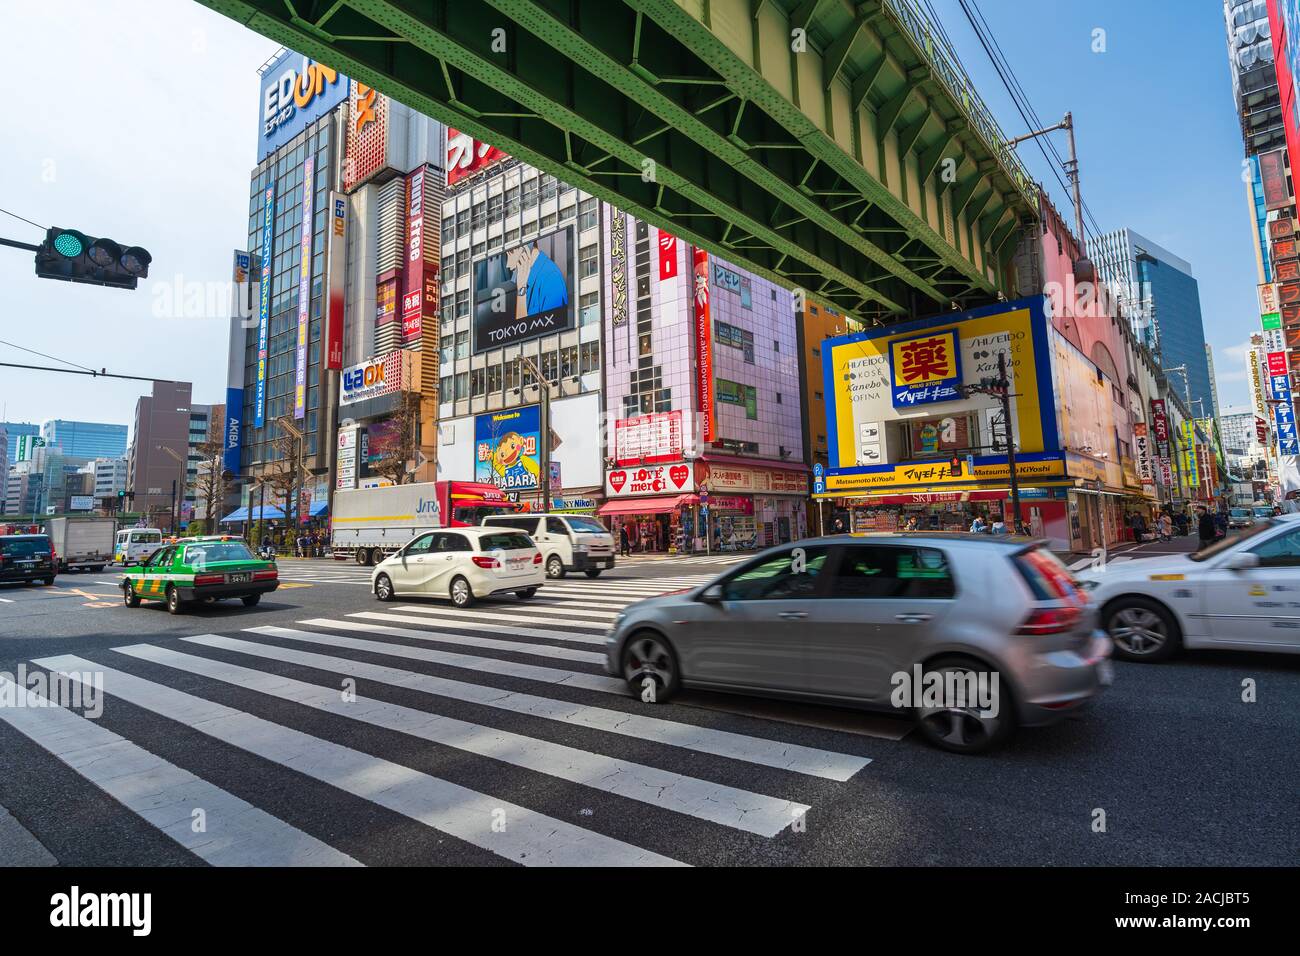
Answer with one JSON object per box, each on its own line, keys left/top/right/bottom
{"left": 598, "top": 495, "right": 693, "bottom": 516}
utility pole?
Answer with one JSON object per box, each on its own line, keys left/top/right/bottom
{"left": 1007, "top": 112, "right": 1091, "bottom": 275}
{"left": 999, "top": 353, "right": 1023, "bottom": 533}
{"left": 518, "top": 355, "right": 551, "bottom": 511}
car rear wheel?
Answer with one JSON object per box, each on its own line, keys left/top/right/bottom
{"left": 546, "top": 555, "right": 565, "bottom": 579}
{"left": 517, "top": 587, "right": 538, "bottom": 599}
{"left": 1105, "top": 597, "right": 1181, "bottom": 663}
{"left": 43, "top": 577, "right": 54, "bottom": 586}
{"left": 123, "top": 581, "right": 140, "bottom": 608}
{"left": 913, "top": 657, "right": 1015, "bottom": 755}
{"left": 449, "top": 575, "right": 475, "bottom": 608}
{"left": 622, "top": 632, "right": 680, "bottom": 703}
{"left": 584, "top": 568, "right": 602, "bottom": 578}
{"left": 375, "top": 573, "right": 395, "bottom": 602}
{"left": 166, "top": 585, "right": 184, "bottom": 615}
{"left": 241, "top": 594, "right": 261, "bottom": 607}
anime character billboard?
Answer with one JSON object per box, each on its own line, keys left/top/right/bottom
{"left": 472, "top": 226, "right": 573, "bottom": 352}
{"left": 475, "top": 405, "right": 542, "bottom": 491}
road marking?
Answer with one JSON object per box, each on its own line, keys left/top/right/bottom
{"left": 0, "top": 597, "right": 13, "bottom": 603}
{"left": 0, "top": 674, "right": 360, "bottom": 867}
{"left": 316, "top": 616, "right": 608, "bottom": 662}
{"left": 187, "top": 634, "right": 870, "bottom": 781}
{"left": 461, "top": 602, "right": 619, "bottom": 621}
{"left": 381, "top": 604, "right": 608, "bottom": 633}
{"left": 112, "top": 643, "right": 811, "bottom": 836}
{"left": 33, "top": 654, "right": 683, "bottom": 867}
{"left": 348, "top": 610, "right": 606, "bottom": 646}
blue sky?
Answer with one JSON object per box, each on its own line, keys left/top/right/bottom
{"left": 928, "top": 0, "right": 1260, "bottom": 411}
{"left": 0, "top": 0, "right": 1263, "bottom": 430}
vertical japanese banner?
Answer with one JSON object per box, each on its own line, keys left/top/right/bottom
{"left": 693, "top": 247, "right": 714, "bottom": 443}
{"left": 294, "top": 156, "right": 315, "bottom": 419}
{"left": 254, "top": 185, "right": 275, "bottom": 428}
{"left": 658, "top": 229, "right": 678, "bottom": 281}
{"left": 324, "top": 191, "right": 346, "bottom": 370}
{"left": 401, "top": 167, "right": 429, "bottom": 344}
{"left": 610, "top": 210, "right": 628, "bottom": 327}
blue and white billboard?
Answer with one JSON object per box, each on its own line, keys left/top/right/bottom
{"left": 223, "top": 387, "right": 243, "bottom": 476}
{"left": 257, "top": 50, "right": 349, "bottom": 160}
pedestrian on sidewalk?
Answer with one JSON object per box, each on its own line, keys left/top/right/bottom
{"left": 619, "top": 524, "right": 630, "bottom": 557}
{"left": 1158, "top": 512, "right": 1172, "bottom": 542}
{"left": 1196, "top": 506, "right": 1217, "bottom": 552}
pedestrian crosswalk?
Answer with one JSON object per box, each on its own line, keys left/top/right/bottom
{"left": 0, "top": 573, "right": 881, "bottom": 867}
{"left": 1066, "top": 554, "right": 1136, "bottom": 572}
{"left": 273, "top": 559, "right": 746, "bottom": 584}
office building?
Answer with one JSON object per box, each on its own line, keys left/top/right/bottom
{"left": 39, "top": 420, "right": 128, "bottom": 460}
{"left": 126, "top": 381, "right": 194, "bottom": 529}
{"left": 2, "top": 422, "right": 40, "bottom": 465}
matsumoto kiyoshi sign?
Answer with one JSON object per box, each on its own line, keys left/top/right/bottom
{"left": 258, "top": 51, "right": 349, "bottom": 160}
{"left": 889, "top": 328, "right": 962, "bottom": 407}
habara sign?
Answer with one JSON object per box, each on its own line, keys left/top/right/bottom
{"left": 475, "top": 406, "right": 541, "bottom": 491}
{"left": 472, "top": 226, "right": 573, "bottom": 352}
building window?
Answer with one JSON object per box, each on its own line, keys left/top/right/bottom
{"left": 774, "top": 339, "right": 780, "bottom": 352}
{"left": 540, "top": 212, "right": 557, "bottom": 230}
{"left": 487, "top": 362, "right": 503, "bottom": 393}
{"left": 540, "top": 175, "right": 558, "bottom": 202}
{"left": 439, "top": 376, "right": 453, "bottom": 403}
{"left": 487, "top": 194, "right": 503, "bottom": 222}
{"left": 441, "top": 294, "right": 454, "bottom": 318}
{"left": 505, "top": 227, "right": 520, "bottom": 247}
{"left": 579, "top": 198, "right": 598, "bottom": 231}
{"left": 521, "top": 180, "right": 538, "bottom": 209}
{"left": 472, "top": 242, "right": 486, "bottom": 258}
{"left": 455, "top": 210, "right": 470, "bottom": 234}
{"left": 560, "top": 345, "right": 578, "bottom": 379}
{"left": 504, "top": 186, "right": 520, "bottom": 216}
{"left": 454, "top": 330, "right": 469, "bottom": 359}
{"left": 639, "top": 333, "right": 653, "bottom": 356}
{"left": 440, "top": 334, "right": 454, "bottom": 365}
{"left": 457, "top": 256, "right": 470, "bottom": 278}
{"left": 470, "top": 367, "right": 486, "bottom": 397}
{"left": 579, "top": 290, "right": 600, "bottom": 326}
{"left": 580, "top": 340, "right": 600, "bottom": 374}
{"left": 541, "top": 350, "right": 559, "bottom": 383}
{"left": 504, "top": 357, "right": 520, "bottom": 392}
{"left": 776, "top": 392, "right": 783, "bottom": 404}
{"left": 471, "top": 202, "right": 486, "bottom": 230}
{"left": 456, "top": 289, "right": 470, "bottom": 318}
{"left": 579, "top": 244, "right": 598, "bottom": 278}
{"left": 454, "top": 372, "right": 469, "bottom": 400}
{"left": 442, "top": 216, "right": 455, "bottom": 241}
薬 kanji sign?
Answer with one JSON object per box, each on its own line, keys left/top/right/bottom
{"left": 889, "top": 328, "right": 962, "bottom": 408}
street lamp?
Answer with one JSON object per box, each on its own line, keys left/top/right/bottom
{"left": 960, "top": 351, "right": 1024, "bottom": 533}
{"left": 159, "top": 445, "right": 186, "bottom": 533}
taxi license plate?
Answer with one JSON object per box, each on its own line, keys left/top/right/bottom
{"left": 228, "top": 572, "right": 252, "bottom": 583}
{"left": 1097, "top": 659, "right": 1114, "bottom": 685}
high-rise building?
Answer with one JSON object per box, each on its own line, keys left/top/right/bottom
{"left": 83, "top": 457, "right": 128, "bottom": 499}
{"left": 39, "top": 420, "right": 128, "bottom": 460}
{"left": 1, "top": 422, "right": 40, "bottom": 465}
{"left": 126, "top": 381, "right": 194, "bottom": 529}
{"left": 223, "top": 49, "right": 447, "bottom": 519}
{"left": 1093, "top": 228, "right": 1216, "bottom": 417}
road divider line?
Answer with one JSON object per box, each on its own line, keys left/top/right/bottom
{"left": 31, "top": 654, "right": 683, "bottom": 867}
{"left": 111, "top": 643, "right": 811, "bottom": 836}
{"left": 187, "top": 634, "right": 870, "bottom": 782}
{"left": 0, "top": 674, "right": 360, "bottom": 867}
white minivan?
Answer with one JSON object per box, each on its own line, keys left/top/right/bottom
{"left": 114, "top": 528, "right": 163, "bottom": 566}
{"left": 481, "top": 513, "right": 616, "bottom": 578}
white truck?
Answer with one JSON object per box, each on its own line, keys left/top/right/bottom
{"left": 331, "top": 483, "right": 445, "bottom": 566}
{"left": 45, "top": 516, "right": 116, "bottom": 573}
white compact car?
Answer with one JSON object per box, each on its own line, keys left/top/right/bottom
{"left": 1077, "top": 515, "right": 1300, "bottom": 662}
{"left": 481, "top": 513, "right": 616, "bottom": 578}
{"left": 371, "top": 527, "right": 544, "bottom": 607}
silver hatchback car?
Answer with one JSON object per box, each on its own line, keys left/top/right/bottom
{"left": 605, "top": 535, "right": 1112, "bottom": 754}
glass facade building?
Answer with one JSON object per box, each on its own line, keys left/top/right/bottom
{"left": 39, "top": 420, "right": 128, "bottom": 461}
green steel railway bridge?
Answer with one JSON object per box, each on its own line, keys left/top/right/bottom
{"left": 199, "top": 0, "right": 1039, "bottom": 324}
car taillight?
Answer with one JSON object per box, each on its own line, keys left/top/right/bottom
{"left": 194, "top": 573, "right": 224, "bottom": 585}
{"left": 472, "top": 556, "right": 500, "bottom": 569}
{"left": 253, "top": 570, "right": 278, "bottom": 580}
{"left": 533, "top": 552, "right": 542, "bottom": 565}
{"left": 1017, "top": 605, "right": 1082, "bottom": 635}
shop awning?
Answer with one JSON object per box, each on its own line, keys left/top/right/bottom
{"left": 219, "top": 505, "right": 286, "bottom": 523}
{"left": 598, "top": 495, "right": 695, "bottom": 516}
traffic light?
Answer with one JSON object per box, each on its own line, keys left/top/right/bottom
{"left": 950, "top": 455, "right": 962, "bottom": 477}
{"left": 35, "top": 227, "right": 151, "bottom": 289}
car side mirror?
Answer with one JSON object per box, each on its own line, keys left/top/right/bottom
{"left": 1223, "top": 552, "right": 1260, "bottom": 571}
{"left": 699, "top": 584, "right": 724, "bottom": 604}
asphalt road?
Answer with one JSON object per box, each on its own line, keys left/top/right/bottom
{"left": 0, "top": 542, "right": 1294, "bottom": 867}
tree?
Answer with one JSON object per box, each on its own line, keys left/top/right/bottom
{"left": 266, "top": 430, "right": 298, "bottom": 532}
{"left": 370, "top": 392, "right": 420, "bottom": 486}
{"left": 192, "top": 417, "right": 228, "bottom": 533}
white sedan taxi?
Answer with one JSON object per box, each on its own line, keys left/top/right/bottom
{"left": 1077, "top": 515, "right": 1300, "bottom": 662}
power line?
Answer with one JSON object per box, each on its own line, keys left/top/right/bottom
{"left": 0, "top": 361, "right": 170, "bottom": 384}
{"left": 0, "top": 205, "right": 46, "bottom": 232}
{"left": 0, "top": 338, "right": 97, "bottom": 374}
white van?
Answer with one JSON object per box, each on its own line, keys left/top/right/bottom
{"left": 114, "top": 528, "right": 163, "bottom": 566}
{"left": 481, "top": 513, "right": 616, "bottom": 578}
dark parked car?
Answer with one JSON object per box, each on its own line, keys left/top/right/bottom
{"left": 0, "top": 534, "right": 57, "bottom": 586}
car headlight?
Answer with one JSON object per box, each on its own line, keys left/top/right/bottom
{"left": 1075, "top": 578, "right": 1099, "bottom": 592}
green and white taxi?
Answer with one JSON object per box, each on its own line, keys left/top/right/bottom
{"left": 121, "top": 536, "right": 279, "bottom": 614}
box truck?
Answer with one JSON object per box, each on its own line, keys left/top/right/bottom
{"left": 45, "top": 516, "right": 116, "bottom": 573}
{"left": 331, "top": 481, "right": 521, "bottom": 565}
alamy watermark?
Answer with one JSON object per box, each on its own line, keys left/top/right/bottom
{"left": 0, "top": 665, "right": 103, "bottom": 718}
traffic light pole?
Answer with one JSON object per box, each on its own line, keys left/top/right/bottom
{"left": 999, "top": 352, "right": 1024, "bottom": 534}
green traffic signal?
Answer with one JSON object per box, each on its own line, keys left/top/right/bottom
{"left": 51, "top": 230, "right": 86, "bottom": 257}
{"left": 37, "top": 226, "right": 150, "bottom": 289}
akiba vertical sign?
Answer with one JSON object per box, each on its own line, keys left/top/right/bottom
{"left": 693, "top": 247, "right": 715, "bottom": 442}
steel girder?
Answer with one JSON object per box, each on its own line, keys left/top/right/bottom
{"left": 196, "top": 0, "right": 1038, "bottom": 323}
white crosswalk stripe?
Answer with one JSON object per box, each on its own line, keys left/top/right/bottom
{"left": 0, "top": 676, "right": 360, "bottom": 867}
{"left": 33, "top": 655, "right": 682, "bottom": 867}
{"left": 13, "top": 571, "right": 880, "bottom": 865}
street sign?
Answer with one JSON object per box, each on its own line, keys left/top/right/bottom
{"left": 966, "top": 454, "right": 975, "bottom": 473}
{"left": 813, "top": 478, "right": 826, "bottom": 494}
{"left": 813, "top": 463, "right": 824, "bottom": 477}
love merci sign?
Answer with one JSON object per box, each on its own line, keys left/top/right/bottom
{"left": 605, "top": 462, "right": 695, "bottom": 497}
